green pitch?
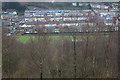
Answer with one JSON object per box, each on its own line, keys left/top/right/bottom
{"left": 15, "top": 34, "right": 34, "bottom": 43}
{"left": 15, "top": 34, "right": 109, "bottom": 43}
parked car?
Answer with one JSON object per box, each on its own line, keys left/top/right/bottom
{"left": 16, "top": 33, "right": 24, "bottom": 36}
{"left": 6, "top": 33, "right": 11, "bottom": 37}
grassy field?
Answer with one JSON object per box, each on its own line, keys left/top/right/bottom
{"left": 15, "top": 33, "right": 109, "bottom": 43}
{"left": 15, "top": 34, "right": 72, "bottom": 43}
{"left": 15, "top": 35, "right": 34, "bottom": 43}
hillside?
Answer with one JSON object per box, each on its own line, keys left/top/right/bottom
{"left": 26, "top": 2, "right": 90, "bottom": 10}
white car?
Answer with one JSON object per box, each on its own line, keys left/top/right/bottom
{"left": 25, "top": 31, "right": 30, "bottom": 33}
{"left": 6, "top": 33, "right": 11, "bottom": 36}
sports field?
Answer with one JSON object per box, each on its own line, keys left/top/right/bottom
{"left": 15, "top": 34, "right": 34, "bottom": 43}
{"left": 15, "top": 34, "right": 73, "bottom": 43}
{"left": 15, "top": 33, "right": 109, "bottom": 43}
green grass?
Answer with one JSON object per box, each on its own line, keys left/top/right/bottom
{"left": 15, "top": 34, "right": 109, "bottom": 43}
{"left": 15, "top": 35, "right": 71, "bottom": 43}
{"left": 49, "top": 35, "right": 73, "bottom": 40}
{"left": 15, "top": 34, "right": 35, "bottom": 43}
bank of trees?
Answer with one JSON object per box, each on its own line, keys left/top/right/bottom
{"left": 2, "top": 30, "right": 118, "bottom": 78}
{"left": 2, "top": 2, "right": 27, "bottom": 15}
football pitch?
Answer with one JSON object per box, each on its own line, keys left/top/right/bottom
{"left": 15, "top": 33, "right": 109, "bottom": 43}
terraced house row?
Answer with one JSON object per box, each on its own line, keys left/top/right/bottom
{"left": 17, "top": 9, "right": 118, "bottom": 33}
{"left": 2, "top": 9, "right": 119, "bottom": 34}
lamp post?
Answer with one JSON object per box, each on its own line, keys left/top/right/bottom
{"left": 72, "top": 33, "right": 77, "bottom": 78}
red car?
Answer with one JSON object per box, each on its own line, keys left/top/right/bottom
{"left": 16, "top": 33, "right": 24, "bottom": 36}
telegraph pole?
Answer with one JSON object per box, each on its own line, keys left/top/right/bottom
{"left": 73, "top": 34, "right": 77, "bottom": 78}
